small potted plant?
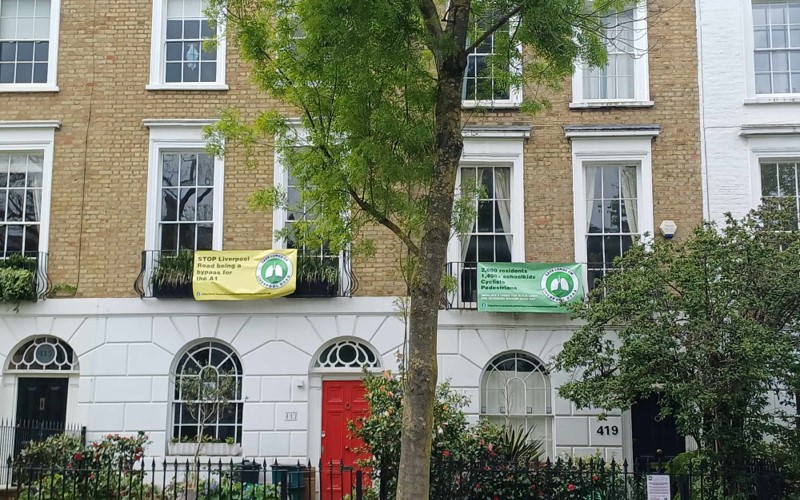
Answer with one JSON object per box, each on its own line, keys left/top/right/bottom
{"left": 293, "top": 254, "right": 340, "bottom": 297}
{"left": 151, "top": 251, "right": 194, "bottom": 298}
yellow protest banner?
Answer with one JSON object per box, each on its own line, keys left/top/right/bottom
{"left": 192, "top": 250, "right": 297, "bottom": 300}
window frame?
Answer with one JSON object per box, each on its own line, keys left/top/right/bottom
{"left": 0, "top": 0, "right": 61, "bottom": 92}
{"left": 446, "top": 128, "right": 528, "bottom": 265}
{"left": 570, "top": 3, "right": 651, "bottom": 108}
{"left": 144, "top": 119, "right": 224, "bottom": 252}
{"left": 272, "top": 129, "right": 352, "bottom": 292}
{"left": 569, "top": 131, "right": 656, "bottom": 290}
{"left": 147, "top": 0, "right": 227, "bottom": 91}
{"left": 170, "top": 340, "right": 244, "bottom": 448}
{"left": 461, "top": 16, "right": 523, "bottom": 109}
{"left": 746, "top": 133, "right": 800, "bottom": 208}
{"left": 745, "top": 0, "right": 800, "bottom": 101}
{"left": 480, "top": 351, "right": 554, "bottom": 458}
{"left": 0, "top": 121, "right": 56, "bottom": 258}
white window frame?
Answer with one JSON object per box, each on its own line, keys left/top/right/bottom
{"left": 570, "top": 3, "right": 651, "bottom": 108}
{"left": 569, "top": 129, "right": 656, "bottom": 289}
{"left": 147, "top": 0, "right": 227, "bottom": 91}
{"left": 0, "top": 120, "right": 57, "bottom": 257}
{"left": 446, "top": 127, "right": 528, "bottom": 265}
{"left": 271, "top": 124, "right": 352, "bottom": 292}
{"left": 169, "top": 339, "right": 243, "bottom": 453}
{"left": 0, "top": 0, "right": 61, "bottom": 92}
{"left": 744, "top": 0, "right": 800, "bottom": 103}
{"left": 742, "top": 128, "right": 800, "bottom": 207}
{"left": 143, "top": 119, "right": 224, "bottom": 252}
{"left": 461, "top": 17, "right": 523, "bottom": 109}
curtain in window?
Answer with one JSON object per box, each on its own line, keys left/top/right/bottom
{"left": 495, "top": 167, "right": 512, "bottom": 252}
{"left": 460, "top": 168, "right": 476, "bottom": 263}
{"left": 620, "top": 166, "right": 638, "bottom": 233}
{"left": 585, "top": 167, "right": 598, "bottom": 232}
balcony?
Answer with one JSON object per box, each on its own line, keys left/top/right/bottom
{"left": 442, "top": 261, "right": 479, "bottom": 310}
{"left": 0, "top": 252, "right": 50, "bottom": 302}
{"left": 134, "top": 250, "right": 357, "bottom": 299}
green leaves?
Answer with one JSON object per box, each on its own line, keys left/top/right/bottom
{"left": 555, "top": 205, "right": 800, "bottom": 471}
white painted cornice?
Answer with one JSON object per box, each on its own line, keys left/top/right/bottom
{"left": 143, "top": 119, "right": 218, "bottom": 128}
{"left": 739, "top": 124, "right": 800, "bottom": 136}
{"left": 564, "top": 124, "right": 661, "bottom": 139}
{"left": 0, "top": 120, "right": 61, "bottom": 129}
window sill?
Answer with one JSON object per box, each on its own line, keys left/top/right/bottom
{"left": 461, "top": 100, "right": 521, "bottom": 110}
{"left": 744, "top": 96, "right": 800, "bottom": 105}
{"left": 569, "top": 100, "right": 654, "bottom": 109}
{"left": 146, "top": 83, "right": 230, "bottom": 91}
{"left": 0, "top": 84, "right": 59, "bottom": 93}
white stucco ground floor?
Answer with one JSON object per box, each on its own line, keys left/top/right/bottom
{"left": 0, "top": 297, "right": 657, "bottom": 468}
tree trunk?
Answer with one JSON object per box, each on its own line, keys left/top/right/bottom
{"left": 396, "top": 56, "right": 466, "bottom": 499}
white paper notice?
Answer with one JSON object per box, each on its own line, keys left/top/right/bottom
{"left": 646, "top": 475, "right": 671, "bottom": 500}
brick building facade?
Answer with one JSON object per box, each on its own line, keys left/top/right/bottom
{"left": 0, "top": 0, "right": 702, "bottom": 483}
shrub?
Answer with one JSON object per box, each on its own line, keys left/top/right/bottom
{"left": 15, "top": 431, "right": 151, "bottom": 499}
{"left": 349, "top": 367, "right": 544, "bottom": 499}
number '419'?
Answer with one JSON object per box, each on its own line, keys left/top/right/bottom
{"left": 596, "top": 425, "right": 619, "bottom": 436}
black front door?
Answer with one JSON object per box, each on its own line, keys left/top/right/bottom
{"left": 14, "top": 378, "right": 69, "bottom": 457}
{"left": 15, "top": 377, "right": 68, "bottom": 423}
{"left": 631, "top": 395, "right": 685, "bottom": 470}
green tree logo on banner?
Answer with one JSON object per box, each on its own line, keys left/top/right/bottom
{"left": 541, "top": 268, "right": 580, "bottom": 303}
{"left": 256, "top": 254, "right": 293, "bottom": 289}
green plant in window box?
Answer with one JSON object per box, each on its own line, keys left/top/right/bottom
{"left": 151, "top": 251, "right": 195, "bottom": 299}
{"left": 293, "top": 253, "right": 340, "bottom": 297}
{"left": 0, "top": 254, "right": 38, "bottom": 304}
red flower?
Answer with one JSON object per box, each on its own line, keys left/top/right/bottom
{"left": 493, "top": 496, "right": 500, "bottom": 500}
{"left": 107, "top": 434, "right": 113, "bottom": 439}
{"left": 73, "top": 453, "right": 82, "bottom": 461}
{"left": 135, "top": 447, "right": 143, "bottom": 453}
{"left": 475, "top": 482, "right": 481, "bottom": 490}
{"left": 442, "top": 450, "right": 451, "bottom": 458}
{"left": 592, "top": 474, "right": 599, "bottom": 482}
{"left": 89, "top": 473, "right": 95, "bottom": 480}
{"left": 568, "top": 484, "right": 576, "bottom": 491}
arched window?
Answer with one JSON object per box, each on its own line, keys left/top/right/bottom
{"left": 313, "top": 339, "right": 379, "bottom": 370}
{"left": 481, "top": 351, "right": 553, "bottom": 455}
{"left": 172, "top": 341, "right": 243, "bottom": 444}
{"left": 7, "top": 337, "right": 78, "bottom": 372}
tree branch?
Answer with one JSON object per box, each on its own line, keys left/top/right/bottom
{"left": 465, "top": 3, "right": 524, "bottom": 55}
{"left": 346, "top": 185, "right": 420, "bottom": 257}
{"left": 418, "top": 0, "right": 443, "bottom": 43}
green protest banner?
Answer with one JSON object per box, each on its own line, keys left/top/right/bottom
{"left": 477, "top": 263, "right": 583, "bottom": 313}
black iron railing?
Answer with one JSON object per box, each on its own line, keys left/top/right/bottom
{"left": 0, "top": 419, "right": 85, "bottom": 485}
{"left": 442, "top": 261, "right": 480, "bottom": 310}
{"left": 0, "top": 252, "right": 51, "bottom": 301}
{"left": 134, "top": 251, "right": 357, "bottom": 299}
{"left": 4, "top": 457, "right": 791, "bottom": 499}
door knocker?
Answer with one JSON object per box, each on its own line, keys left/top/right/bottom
{"left": 344, "top": 402, "right": 351, "bottom": 410}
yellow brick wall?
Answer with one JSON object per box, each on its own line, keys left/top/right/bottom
{"left": 0, "top": 0, "right": 700, "bottom": 299}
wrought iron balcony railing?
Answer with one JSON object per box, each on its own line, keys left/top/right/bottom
{"left": 442, "top": 261, "right": 480, "bottom": 310}
{"left": 0, "top": 252, "right": 51, "bottom": 301}
{"left": 134, "top": 250, "right": 357, "bottom": 299}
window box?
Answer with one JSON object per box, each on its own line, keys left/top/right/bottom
{"left": 0, "top": 254, "right": 39, "bottom": 302}
{"left": 167, "top": 442, "right": 241, "bottom": 457}
{"left": 290, "top": 255, "right": 341, "bottom": 298}
{"left": 150, "top": 251, "right": 194, "bottom": 299}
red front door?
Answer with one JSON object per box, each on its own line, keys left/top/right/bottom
{"left": 321, "top": 380, "right": 369, "bottom": 500}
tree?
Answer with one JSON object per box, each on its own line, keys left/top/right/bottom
{"left": 206, "top": 0, "right": 631, "bottom": 497}
{"left": 177, "top": 366, "right": 238, "bottom": 479}
{"left": 554, "top": 205, "right": 800, "bottom": 486}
